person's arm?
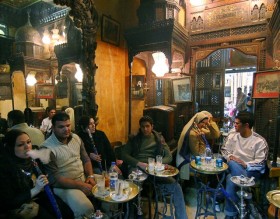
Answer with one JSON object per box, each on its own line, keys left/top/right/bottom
{"left": 204, "top": 119, "right": 221, "bottom": 139}
{"left": 122, "top": 139, "right": 140, "bottom": 167}
{"left": 189, "top": 131, "right": 201, "bottom": 156}
{"left": 245, "top": 140, "right": 268, "bottom": 172}
{"left": 44, "top": 151, "right": 93, "bottom": 195}
{"left": 80, "top": 141, "right": 95, "bottom": 186}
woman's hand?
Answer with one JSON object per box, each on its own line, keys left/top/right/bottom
{"left": 31, "top": 174, "right": 48, "bottom": 197}
{"left": 35, "top": 175, "right": 49, "bottom": 191}
{"left": 89, "top": 153, "right": 102, "bottom": 162}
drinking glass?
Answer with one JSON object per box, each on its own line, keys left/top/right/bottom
{"left": 156, "top": 155, "right": 163, "bottom": 169}
{"left": 148, "top": 157, "right": 155, "bottom": 171}
{"left": 115, "top": 180, "right": 124, "bottom": 197}
{"left": 96, "top": 176, "right": 105, "bottom": 195}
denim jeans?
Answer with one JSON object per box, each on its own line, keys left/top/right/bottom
{"left": 157, "top": 181, "right": 188, "bottom": 219}
{"left": 224, "top": 161, "right": 261, "bottom": 217}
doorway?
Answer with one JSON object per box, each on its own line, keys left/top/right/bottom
{"left": 195, "top": 48, "right": 257, "bottom": 119}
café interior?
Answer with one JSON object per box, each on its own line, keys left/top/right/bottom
{"left": 0, "top": 0, "right": 280, "bottom": 218}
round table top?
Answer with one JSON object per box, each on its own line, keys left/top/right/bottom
{"left": 267, "top": 190, "right": 280, "bottom": 209}
{"left": 92, "top": 181, "right": 139, "bottom": 203}
{"left": 190, "top": 160, "right": 228, "bottom": 174}
{"left": 145, "top": 164, "right": 179, "bottom": 177}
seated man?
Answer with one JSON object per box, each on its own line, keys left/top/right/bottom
{"left": 122, "top": 116, "right": 188, "bottom": 219}
{"left": 221, "top": 112, "right": 268, "bottom": 219}
{"left": 41, "top": 112, "right": 96, "bottom": 218}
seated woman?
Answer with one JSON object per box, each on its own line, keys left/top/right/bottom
{"left": 0, "top": 129, "right": 73, "bottom": 219}
{"left": 176, "top": 111, "right": 220, "bottom": 180}
{"left": 77, "top": 116, "right": 122, "bottom": 174}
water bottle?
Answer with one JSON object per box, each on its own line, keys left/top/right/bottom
{"left": 109, "top": 162, "right": 118, "bottom": 192}
{"left": 205, "top": 145, "right": 212, "bottom": 164}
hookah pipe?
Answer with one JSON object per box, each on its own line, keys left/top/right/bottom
{"left": 87, "top": 128, "right": 103, "bottom": 172}
{"left": 32, "top": 160, "right": 63, "bottom": 219}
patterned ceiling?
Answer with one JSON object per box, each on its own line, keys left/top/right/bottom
{"left": 0, "top": 0, "right": 53, "bottom": 9}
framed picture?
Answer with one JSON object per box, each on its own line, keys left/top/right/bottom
{"left": 36, "top": 84, "right": 54, "bottom": 99}
{"left": 132, "top": 75, "right": 145, "bottom": 99}
{"left": 252, "top": 70, "right": 280, "bottom": 98}
{"left": 101, "top": 15, "right": 120, "bottom": 46}
{"left": 172, "top": 77, "right": 192, "bottom": 103}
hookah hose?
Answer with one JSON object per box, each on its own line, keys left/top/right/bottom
{"left": 87, "top": 129, "right": 103, "bottom": 172}
{"left": 32, "top": 160, "right": 63, "bottom": 219}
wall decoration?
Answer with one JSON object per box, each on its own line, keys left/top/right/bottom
{"left": 172, "top": 77, "right": 192, "bottom": 103}
{"left": 101, "top": 15, "right": 120, "bottom": 46}
{"left": 36, "top": 84, "right": 54, "bottom": 99}
{"left": 253, "top": 70, "right": 280, "bottom": 98}
{"left": 132, "top": 75, "right": 145, "bottom": 99}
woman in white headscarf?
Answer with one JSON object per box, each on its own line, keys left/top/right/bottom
{"left": 176, "top": 111, "right": 220, "bottom": 180}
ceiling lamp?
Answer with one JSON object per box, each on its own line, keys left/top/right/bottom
{"left": 75, "top": 64, "right": 83, "bottom": 82}
{"left": 42, "top": 29, "right": 51, "bottom": 44}
{"left": 26, "top": 72, "right": 37, "bottom": 86}
{"left": 151, "top": 52, "right": 169, "bottom": 77}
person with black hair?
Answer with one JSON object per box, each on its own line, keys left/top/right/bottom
{"left": 7, "top": 110, "right": 44, "bottom": 146}
{"left": 77, "top": 115, "right": 120, "bottom": 174}
{"left": 40, "top": 107, "right": 56, "bottom": 138}
{"left": 221, "top": 112, "right": 268, "bottom": 219}
{"left": 42, "top": 112, "right": 96, "bottom": 218}
{"left": 0, "top": 129, "right": 73, "bottom": 218}
{"left": 122, "top": 116, "right": 188, "bottom": 219}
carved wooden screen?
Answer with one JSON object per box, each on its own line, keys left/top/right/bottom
{"left": 196, "top": 50, "right": 225, "bottom": 118}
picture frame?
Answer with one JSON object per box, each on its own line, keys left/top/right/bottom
{"left": 101, "top": 15, "right": 120, "bottom": 46}
{"left": 36, "top": 84, "right": 54, "bottom": 99}
{"left": 252, "top": 70, "right": 280, "bottom": 98}
{"left": 132, "top": 75, "right": 145, "bottom": 99}
{"left": 172, "top": 77, "right": 192, "bottom": 103}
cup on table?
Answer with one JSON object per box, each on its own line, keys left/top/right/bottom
{"left": 96, "top": 176, "right": 106, "bottom": 195}
{"left": 102, "top": 171, "right": 110, "bottom": 188}
{"left": 148, "top": 157, "right": 155, "bottom": 171}
{"left": 115, "top": 180, "right": 124, "bottom": 197}
{"left": 156, "top": 155, "right": 163, "bottom": 169}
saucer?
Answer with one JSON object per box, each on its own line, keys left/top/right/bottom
{"left": 155, "top": 165, "right": 164, "bottom": 171}
{"left": 94, "top": 188, "right": 110, "bottom": 198}
{"left": 111, "top": 192, "right": 128, "bottom": 201}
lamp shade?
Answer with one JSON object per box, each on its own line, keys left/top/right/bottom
{"left": 151, "top": 52, "right": 169, "bottom": 77}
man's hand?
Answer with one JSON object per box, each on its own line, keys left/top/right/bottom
{"left": 137, "top": 162, "right": 148, "bottom": 170}
{"left": 78, "top": 182, "right": 93, "bottom": 196}
{"left": 85, "top": 177, "right": 96, "bottom": 187}
{"left": 229, "top": 155, "right": 247, "bottom": 168}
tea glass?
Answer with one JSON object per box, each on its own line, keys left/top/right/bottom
{"left": 96, "top": 176, "right": 106, "bottom": 195}
{"left": 156, "top": 155, "right": 163, "bottom": 170}
{"left": 148, "top": 157, "right": 155, "bottom": 172}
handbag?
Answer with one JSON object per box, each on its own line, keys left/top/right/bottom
{"left": 11, "top": 201, "right": 39, "bottom": 219}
